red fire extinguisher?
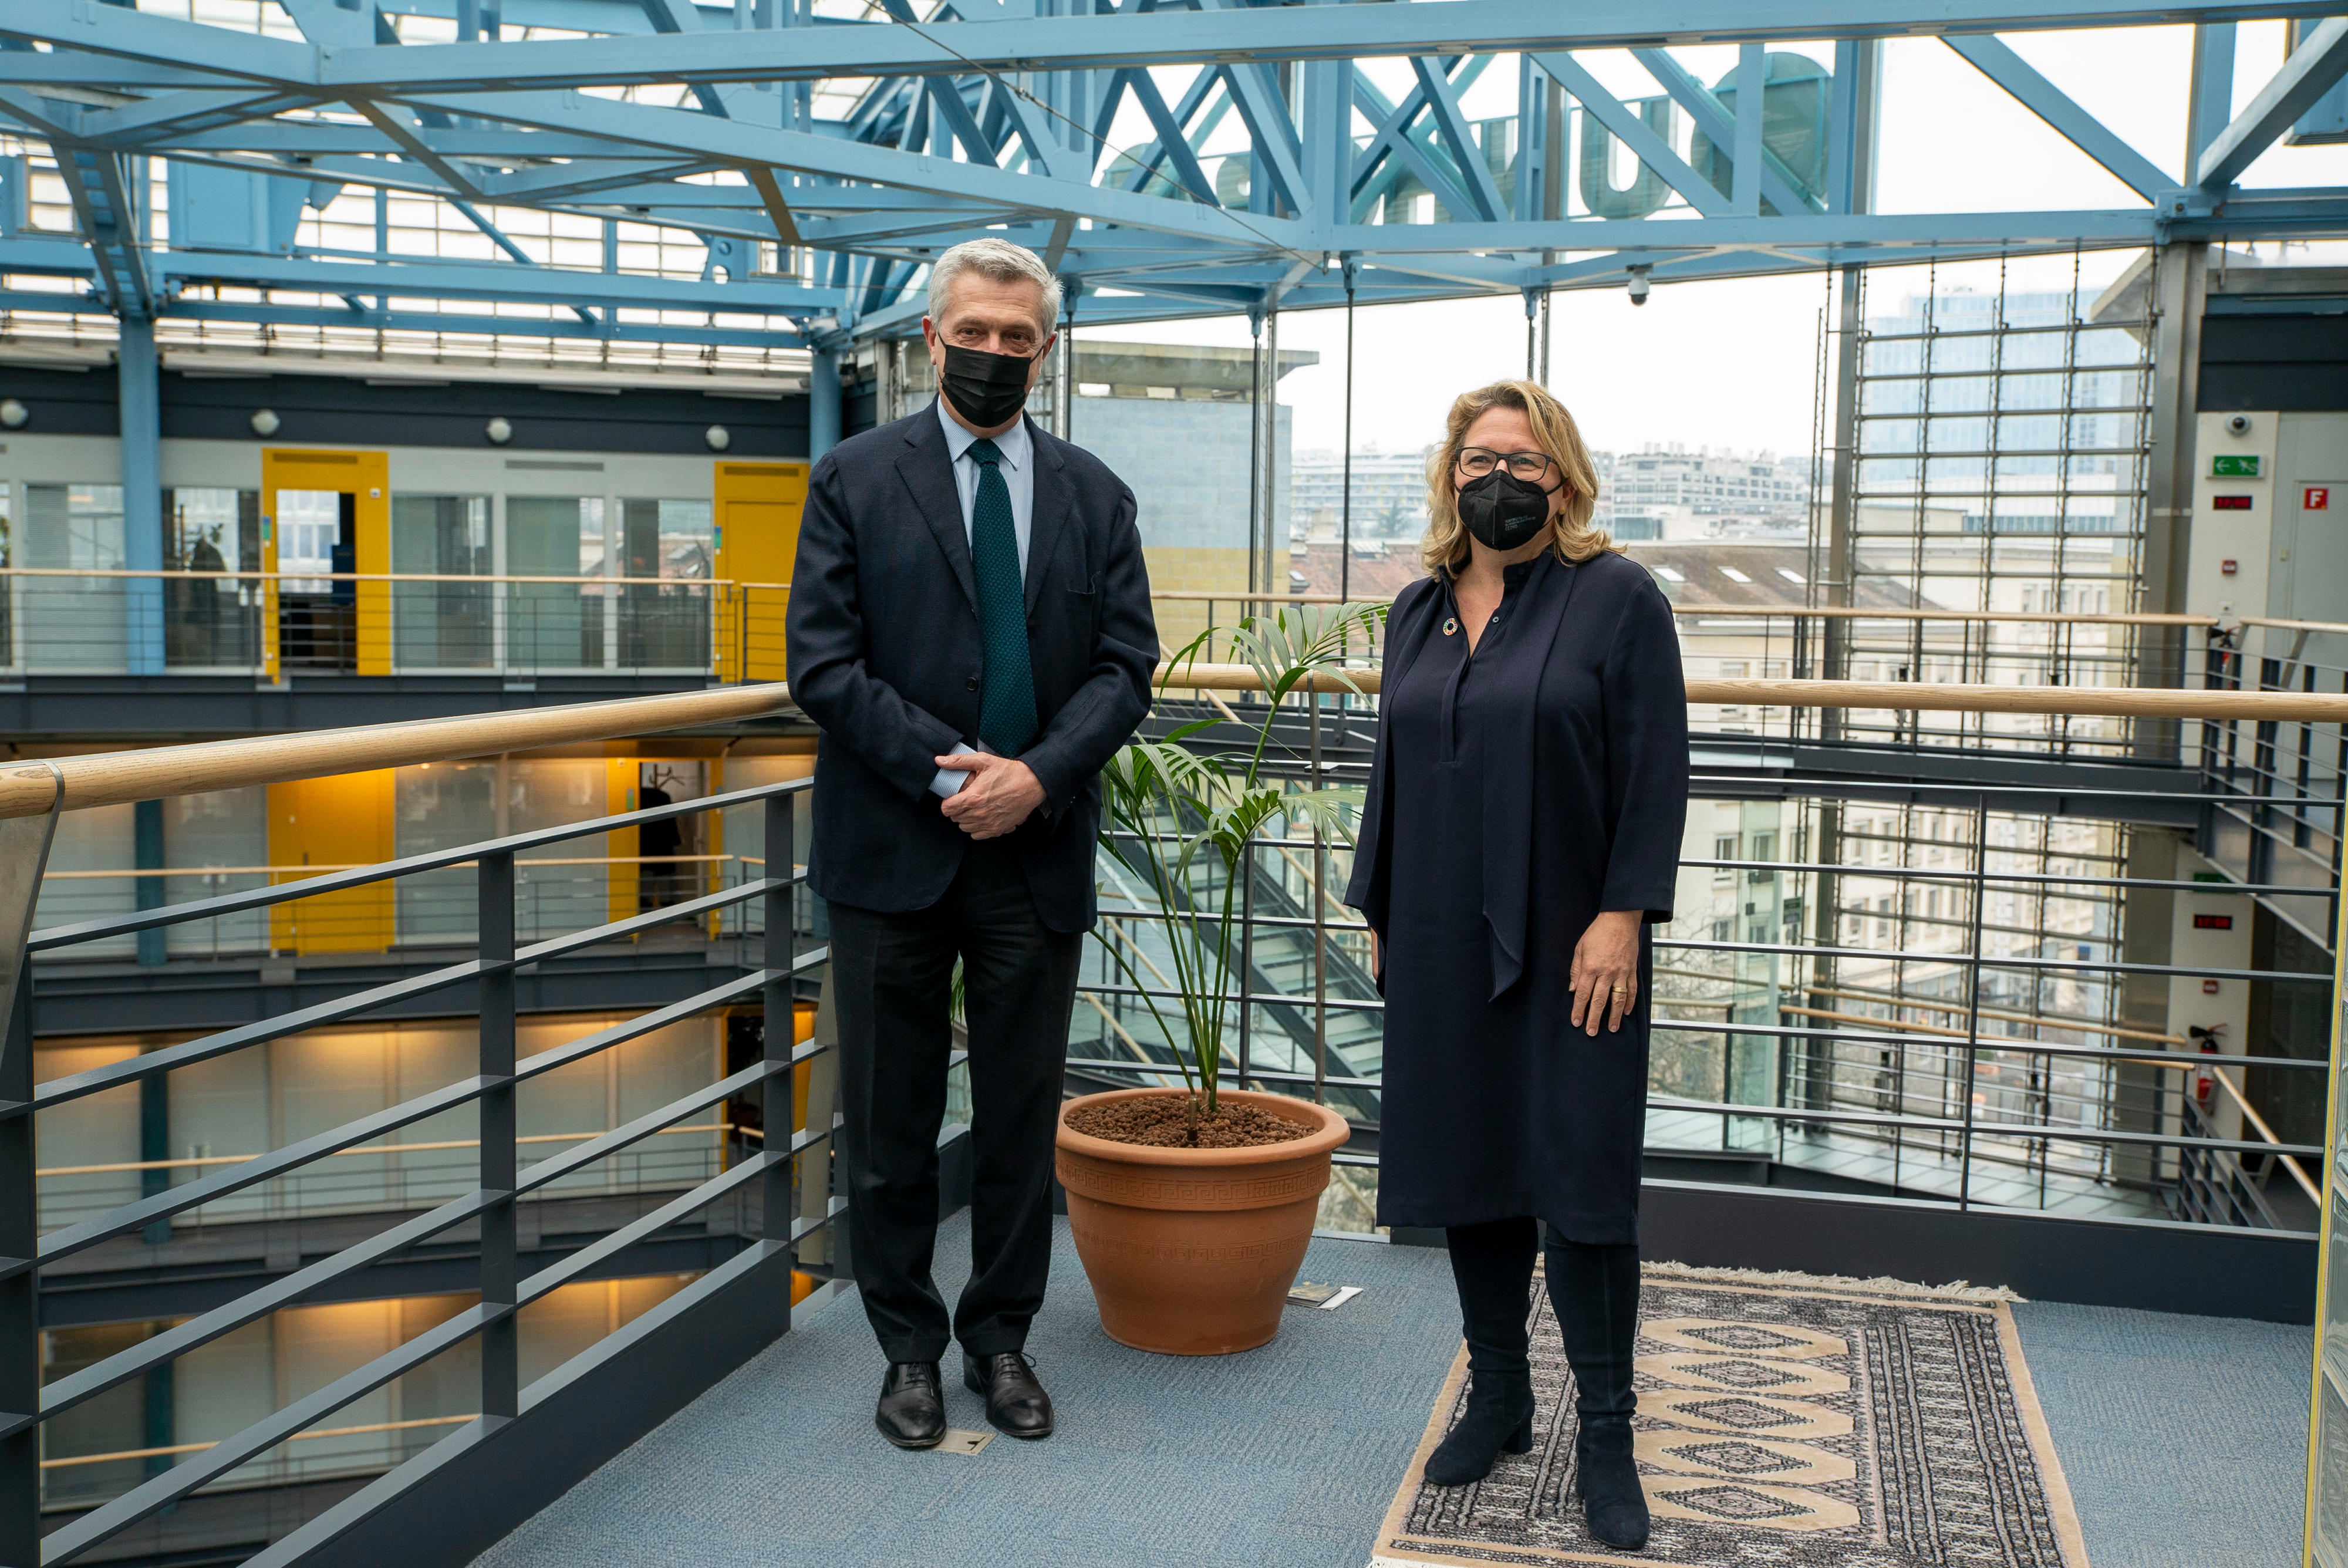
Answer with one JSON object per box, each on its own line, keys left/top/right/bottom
{"left": 2188, "top": 1023, "right": 2226, "bottom": 1109}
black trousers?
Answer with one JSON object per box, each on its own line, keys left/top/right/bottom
{"left": 1446, "top": 1217, "right": 1641, "bottom": 1423}
{"left": 826, "top": 839, "right": 1082, "bottom": 1364}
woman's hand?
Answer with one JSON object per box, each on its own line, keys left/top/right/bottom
{"left": 1569, "top": 909, "right": 1642, "bottom": 1036}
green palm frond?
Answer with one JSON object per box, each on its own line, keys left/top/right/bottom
{"left": 1089, "top": 601, "right": 1387, "bottom": 1115}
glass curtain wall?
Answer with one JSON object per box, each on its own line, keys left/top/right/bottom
{"left": 164, "top": 488, "right": 261, "bottom": 670}
{"left": 505, "top": 496, "right": 605, "bottom": 673}
{"left": 391, "top": 495, "right": 492, "bottom": 669}
{"left": 619, "top": 498, "right": 713, "bottom": 670}
{"left": 21, "top": 483, "right": 126, "bottom": 672}
{"left": 393, "top": 759, "right": 610, "bottom": 943}
{"left": 1840, "top": 253, "right": 2155, "bottom": 755}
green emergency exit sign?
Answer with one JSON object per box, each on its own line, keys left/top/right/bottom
{"left": 2212, "top": 454, "right": 2262, "bottom": 478}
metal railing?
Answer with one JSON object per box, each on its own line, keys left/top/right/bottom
{"left": 0, "top": 686, "right": 826, "bottom": 1564}
{"left": 4, "top": 666, "right": 2344, "bottom": 1559}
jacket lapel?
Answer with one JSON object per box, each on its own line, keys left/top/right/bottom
{"left": 896, "top": 403, "right": 977, "bottom": 614}
{"left": 1024, "top": 416, "right": 1070, "bottom": 613}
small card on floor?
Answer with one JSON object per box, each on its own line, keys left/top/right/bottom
{"left": 936, "top": 1428, "right": 993, "bottom": 1455}
{"left": 1288, "top": 1282, "right": 1362, "bottom": 1310}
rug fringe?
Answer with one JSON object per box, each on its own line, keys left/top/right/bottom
{"left": 1645, "top": 1259, "right": 2025, "bottom": 1301}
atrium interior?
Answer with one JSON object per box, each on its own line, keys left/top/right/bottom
{"left": 0, "top": 4, "right": 2345, "bottom": 1566}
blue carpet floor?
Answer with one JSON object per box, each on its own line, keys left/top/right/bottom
{"left": 472, "top": 1215, "right": 1461, "bottom": 1568}
{"left": 472, "top": 1219, "right": 2315, "bottom": 1568}
{"left": 2013, "top": 1300, "right": 2311, "bottom": 1568}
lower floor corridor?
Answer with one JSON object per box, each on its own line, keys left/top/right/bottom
{"left": 471, "top": 1215, "right": 2310, "bottom": 1568}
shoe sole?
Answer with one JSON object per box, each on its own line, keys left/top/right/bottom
{"left": 964, "top": 1371, "right": 1054, "bottom": 1439}
{"left": 876, "top": 1417, "right": 946, "bottom": 1451}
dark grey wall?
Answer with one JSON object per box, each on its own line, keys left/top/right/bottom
{"left": 0, "top": 366, "right": 812, "bottom": 456}
{"left": 2201, "top": 314, "right": 2348, "bottom": 413}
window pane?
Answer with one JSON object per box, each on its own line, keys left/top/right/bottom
{"left": 165, "top": 488, "right": 259, "bottom": 669}
{"left": 22, "top": 484, "right": 126, "bottom": 671}
{"left": 506, "top": 496, "right": 603, "bottom": 672}
{"left": 619, "top": 499, "right": 712, "bottom": 670}
{"left": 392, "top": 495, "right": 491, "bottom": 670}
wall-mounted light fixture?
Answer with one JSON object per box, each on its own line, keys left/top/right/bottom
{"left": 705, "top": 424, "right": 731, "bottom": 451}
{"left": 485, "top": 417, "right": 513, "bottom": 445}
{"left": 250, "top": 408, "right": 281, "bottom": 436}
{"left": 0, "top": 399, "right": 26, "bottom": 429}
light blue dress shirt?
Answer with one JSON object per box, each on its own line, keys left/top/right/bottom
{"left": 930, "top": 397, "right": 1037, "bottom": 797}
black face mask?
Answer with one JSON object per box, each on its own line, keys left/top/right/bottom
{"left": 1457, "top": 468, "right": 1554, "bottom": 551}
{"left": 939, "top": 342, "right": 1038, "bottom": 430}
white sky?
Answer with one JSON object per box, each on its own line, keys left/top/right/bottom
{"left": 1076, "top": 22, "right": 2348, "bottom": 460}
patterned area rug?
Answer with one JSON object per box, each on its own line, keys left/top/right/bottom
{"left": 1373, "top": 1266, "right": 2087, "bottom": 1567}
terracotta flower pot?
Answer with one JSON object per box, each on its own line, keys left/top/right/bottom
{"left": 1055, "top": 1087, "right": 1352, "bottom": 1356}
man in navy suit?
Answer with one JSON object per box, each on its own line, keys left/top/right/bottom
{"left": 787, "top": 238, "right": 1156, "bottom": 1449}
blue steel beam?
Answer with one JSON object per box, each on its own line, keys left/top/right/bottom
{"left": 392, "top": 87, "right": 1314, "bottom": 251}
{"left": 1630, "top": 48, "right": 1819, "bottom": 215}
{"left": 156, "top": 251, "right": 842, "bottom": 312}
{"left": 1407, "top": 54, "right": 1508, "bottom": 222}
{"left": 18, "top": 1, "right": 2348, "bottom": 96}
{"left": 1944, "top": 34, "right": 2175, "bottom": 198}
{"left": 103, "top": 2, "right": 2348, "bottom": 93}
{"left": 1528, "top": 51, "right": 1729, "bottom": 219}
{"left": 2196, "top": 16, "right": 2348, "bottom": 188}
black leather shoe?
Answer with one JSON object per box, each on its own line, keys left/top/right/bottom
{"left": 963, "top": 1350, "right": 1054, "bottom": 1439}
{"left": 875, "top": 1361, "right": 946, "bottom": 1450}
{"left": 1423, "top": 1369, "right": 1536, "bottom": 1486}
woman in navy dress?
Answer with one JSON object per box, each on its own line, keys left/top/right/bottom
{"left": 1345, "top": 380, "right": 1687, "bottom": 1549}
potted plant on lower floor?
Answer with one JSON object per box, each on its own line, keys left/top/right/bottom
{"left": 1058, "top": 604, "right": 1382, "bottom": 1356}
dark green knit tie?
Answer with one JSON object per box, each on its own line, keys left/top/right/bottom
{"left": 967, "top": 437, "right": 1038, "bottom": 756}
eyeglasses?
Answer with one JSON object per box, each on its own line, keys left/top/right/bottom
{"left": 1457, "top": 447, "right": 1556, "bottom": 482}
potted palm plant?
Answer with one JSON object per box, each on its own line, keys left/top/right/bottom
{"left": 1057, "top": 602, "right": 1384, "bottom": 1355}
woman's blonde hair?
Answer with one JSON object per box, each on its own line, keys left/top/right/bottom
{"left": 1420, "top": 379, "right": 1612, "bottom": 574}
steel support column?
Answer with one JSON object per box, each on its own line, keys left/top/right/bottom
{"left": 119, "top": 312, "right": 163, "bottom": 677}
{"left": 809, "top": 346, "right": 841, "bottom": 461}
{"left": 2140, "top": 242, "right": 2209, "bottom": 758}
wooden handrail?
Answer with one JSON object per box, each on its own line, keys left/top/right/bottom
{"left": 1667, "top": 606, "right": 2211, "bottom": 626}
{"left": 1151, "top": 587, "right": 2215, "bottom": 628}
{"left": 2238, "top": 615, "right": 2348, "bottom": 637}
{"left": 1149, "top": 663, "right": 2348, "bottom": 720}
{"left": 0, "top": 568, "right": 720, "bottom": 587}
{"left": 9, "top": 669, "right": 2346, "bottom": 821}
{"left": 0, "top": 684, "right": 791, "bottom": 820}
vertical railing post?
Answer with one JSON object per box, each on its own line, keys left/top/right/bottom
{"left": 0, "top": 970, "right": 35, "bottom": 1566}
{"left": 0, "top": 766, "right": 60, "bottom": 1566}
{"left": 761, "top": 790, "right": 797, "bottom": 1286}
{"left": 1958, "top": 795, "right": 1989, "bottom": 1210}
{"left": 477, "top": 848, "right": 518, "bottom": 1424}
{"left": 1236, "top": 829, "right": 1254, "bottom": 1096}
{"left": 1310, "top": 696, "right": 1327, "bottom": 1107}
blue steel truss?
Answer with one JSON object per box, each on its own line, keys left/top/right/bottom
{"left": 0, "top": 0, "right": 2343, "bottom": 355}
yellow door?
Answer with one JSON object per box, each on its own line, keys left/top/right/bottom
{"left": 711, "top": 461, "right": 807, "bottom": 682}
{"left": 266, "top": 770, "right": 396, "bottom": 953}
{"left": 262, "top": 449, "right": 390, "bottom": 679}
{"left": 605, "top": 756, "right": 640, "bottom": 928}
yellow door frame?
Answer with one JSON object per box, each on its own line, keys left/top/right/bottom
{"left": 711, "top": 461, "right": 808, "bottom": 682}
{"left": 261, "top": 449, "right": 391, "bottom": 679}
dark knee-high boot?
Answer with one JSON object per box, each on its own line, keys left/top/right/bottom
{"left": 1426, "top": 1218, "right": 1540, "bottom": 1487}
{"left": 1547, "top": 1232, "right": 1648, "bottom": 1549}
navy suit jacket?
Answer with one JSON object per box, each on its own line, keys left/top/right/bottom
{"left": 785, "top": 404, "right": 1157, "bottom": 934}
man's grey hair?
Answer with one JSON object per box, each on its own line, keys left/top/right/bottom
{"left": 927, "top": 237, "right": 1063, "bottom": 332}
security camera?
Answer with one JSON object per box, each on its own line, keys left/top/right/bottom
{"left": 1627, "top": 267, "right": 1652, "bottom": 306}
{"left": 2226, "top": 413, "right": 2251, "bottom": 435}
